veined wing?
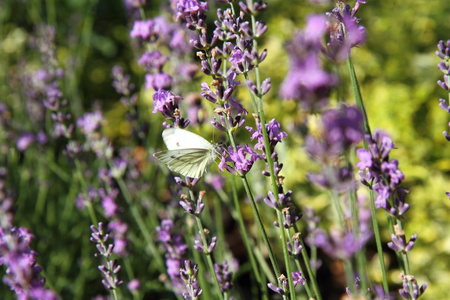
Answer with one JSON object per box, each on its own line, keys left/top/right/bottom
{"left": 162, "top": 128, "right": 213, "bottom": 150}
{"left": 154, "top": 148, "right": 215, "bottom": 178}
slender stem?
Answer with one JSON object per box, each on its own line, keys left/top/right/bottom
{"left": 244, "top": 10, "right": 295, "bottom": 298}
{"left": 346, "top": 53, "right": 389, "bottom": 295}
{"left": 293, "top": 223, "right": 322, "bottom": 300}
{"left": 230, "top": 175, "right": 269, "bottom": 298}
{"left": 188, "top": 190, "right": 224, "bottom": 299}
{"left": 346, "top": 47, "right": 371, "bottom": 136}
{"left": 240, "top": 174, "right": 281, "bottom": 278}
{"left": 367, "top": 188, "right": 390, "bottom": 294}
{"left": 285, "top": 231, "right": 313, "bottom": 299}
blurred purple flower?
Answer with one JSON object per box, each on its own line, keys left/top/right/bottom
{"left": 279, "top": 15, "right": 337, "bottom": 109}
{"left": 306, "top": 106, "right": 363, "bottom": 163}
{"left": 108, "top": 220, "right": 129, "bottom": 257}
{"left": 214, "top": 261, "right": 233, "bottom": 292}
{"left": 326, "top": 1, "right": 366, "bottom": 62}
{"left": 77, "top": 111, "right": 103, "bottom": 135}
{"left": 101, "top": 195, "right": 118, "bottom": 218}
{"left": 307, "top": 227, "right": 371, "bottom": 260}
{"left": 145, "top": 73, "right": 173, "bottom": 90}
{"left": 156, "top": 219, "right": 189, "bottom": 294}
{"left": 112, "top": 65, "right": 134, "bottom": 96}
{"left": 138, "top": 51, "right": 168, "bottom": 72}
{"left": 130, "top": 20, "right": 154, "bottom": 40}
{"left": 16, "top": 133, "right": 35, "bottom": 151}
{"left": 0, "top": 227, "right": 59, "bottom": 299}
{"left": 127, "top": 278, "right": 140, "bottom": 291}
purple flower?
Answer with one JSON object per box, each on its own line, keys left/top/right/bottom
{"left": 77, "top": 111, "right": 103, "bottom": 135}
{"left": 436, "top": 41, "right": 450, "bottom": 141}
{"left": 130, "top": 20, "right": 154, "bottom": 40}
{"left": 145, "top": 73, "right": 173, "bottom": 90}
{"left": 90, "top": 223, "right": 124, "bottom": 290}
{"left": 356, "top": 130, "right": 409, "bottom": 213}
{"left": 101, "top": 195, "right": 118, "bottom": 218}
{"left": 214, "top": 261, "right": 234, "bottom": 292}
{"left": 326, "top": 2, "right": 366, "bottom": 62}
{"left": 16, "top": 133, "right": 35, "bottom": 151}
{"left": 292, "top": 271, "right": 306, "bottom": 287}
{"left": 138, "top": 51, "right": 168, "bottom": 72}
{"left": 156, "top": 219, "right": 189, "bottom": 294}
{"left": 108, "top": 220, "right": 129, "bottom": 257}
{"left": 219, "top": 144, "right": 262, "bottom": 175}
{"left": 0, "top": 227, "right": 59, "bottom": 299}
{"left": 127, "top": 279, "right": 141, "bottom": 291}
{"left": 279, "top": 14, "right": 337, "bottom": 109}
{"left": 179, "top": 260, "right": 203, "bottom": 299}
{"left": 175, "top": 0, "right": 209, "bottom": 30}
{"left": 152, "top": 89, "right": 190, "bottom": 128}
{"left": 399, "top": 273, "right": 427, "bottom": 300}
{"left": 307, "top": 227, "right": 372, "bottom": 260}
{"left": 356, "top": 148, "right": 372, "bottom": 169}
{"left": 246, "top": 118, "right": 287, "bottom": 152}
{"left": 111, "top": 65, "right": 134, "bottom": 96}
{"left": 387, "top": 233, "right": 418, "bottom": 253}
{"left": 306, "top": 106, "right": 363, "bottom": 163}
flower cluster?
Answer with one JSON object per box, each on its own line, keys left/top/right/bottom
{"left": 19, "top": 25, "right": 72, "bottom": 146}
{"left": 219, "top": 144, "right": 261, "bottom": 176}
{"left": 90, "top": 223, "right": 123, "bottom": 291}
{"left": 306, "top": 105, "right": 363, "bottom": 191}
{"left": 325, "top": 0, "right": 367, "bottom": 62}
{"left": 179, "top": 260, "right": 203, "bottom": 300}
{"left": 130, "top": 15, "right": 197, "bottom": 91}
{"left": 280, "top": 1, "right": 366, "bottom": 109}
{"left": 0, "top": 168, "right": 58, "bottom": 299}
{"left": 279, "top": 14, "right": 337, "bottom": 109}
{"left": 156, "top": 219, "right": 189, "bottom": 294}
{"left": 152, "top": 89, "right": 190, "bottom": 128}
{"left": 214, "top": 261, "right": 233, "bottom": 293}
{"left": 356, "top": 130, "right": 407, "bottom": 213}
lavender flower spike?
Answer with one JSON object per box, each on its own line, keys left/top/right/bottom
{"left": 180, "top": 260, "right": 203, "bottom": 300}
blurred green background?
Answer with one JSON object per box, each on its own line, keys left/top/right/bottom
{"left": 1, "top": 0, "right": 449, "bottom": 299}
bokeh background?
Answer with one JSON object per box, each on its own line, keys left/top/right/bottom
{"left": 1, "top": 0, "right": 449, "bottom": 299}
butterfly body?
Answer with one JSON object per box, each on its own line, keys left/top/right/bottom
{"left": 153, "top": 128, "right": 221, "bottom": 178}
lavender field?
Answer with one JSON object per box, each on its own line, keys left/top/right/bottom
{"left": 1, "top": 0, "right": 449, "bottom": 299}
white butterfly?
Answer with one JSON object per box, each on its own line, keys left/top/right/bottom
{"left": 153, "top": 128, "right": 222, "bottom": 178}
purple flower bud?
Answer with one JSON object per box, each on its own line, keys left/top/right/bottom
{"left": 261, "top": 77, "right": 271, "bottom": 95}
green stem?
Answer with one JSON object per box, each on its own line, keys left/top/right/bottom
{"left": 113, "top": 173, "right": 165, "bottom": 272}
{"left": 293, "top": 224, "right": 322, "bottom": 300}
{"left": 230, "top": 175, "right": 270, "bottom": 298}
{"left": 347, "top": 52, "right": 390, "bottom": 295}
{"left": 368, "top": 188, "right": 390, "bottom": 294}
{"left": 188, "top": 190, "right": 224, "bottom": 299}
{"left": 74, "top": 159, "right": 98, "bottom": 226}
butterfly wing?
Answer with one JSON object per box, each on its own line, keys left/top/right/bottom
{"left": 154, "top": 148, "right": 215, "bottom": 178}
{"left": 162, "top": 128, "right": 212, "bottom": 150}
